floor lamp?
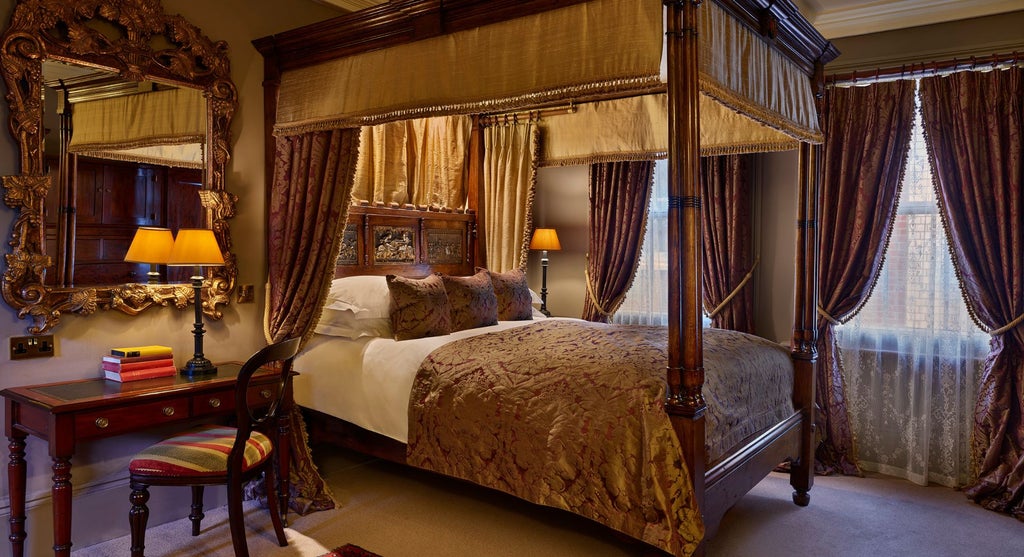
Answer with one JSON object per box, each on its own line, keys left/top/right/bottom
{"left": 167, "top": 228, "right": 225, "bottom": 376}
{"left": 124, "top": 227, "right": 174, "bottom": 284}
{"left": 529, "top": 228, "right": 561, "bottom": 317}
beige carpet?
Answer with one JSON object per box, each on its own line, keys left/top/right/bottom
{"left": 73, "top": 446, "right": 1024, "bottom": 556}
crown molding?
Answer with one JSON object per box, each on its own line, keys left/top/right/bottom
{"left": 811, "top": 0, "right": 1023, "bottom": 38}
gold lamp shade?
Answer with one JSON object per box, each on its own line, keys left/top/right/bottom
{"left": 124, "top": 227, "right": 174, "bottom": 264}
{"left": 166, "top": 228, "right": 223, "bottom": 377}
{"left": 529, "top": 228, "right": 561, "bottom": 251}
{"left": 167, "top": 228, "right": 225, "bottom": 267}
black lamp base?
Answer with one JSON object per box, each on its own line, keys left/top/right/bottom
{"left": 180, "top": 357, "right": 217, "bottom": 376}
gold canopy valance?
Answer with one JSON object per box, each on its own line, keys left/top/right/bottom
{"left": 68, "top": 87, "right": 206, "bottom": 169}
{"left": 273, "top": 0, "right": 822, "bottom": 156}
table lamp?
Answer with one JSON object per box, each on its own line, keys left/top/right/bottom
{"left": 529, "top": 228, "right": 561, "bottom": 317}
{"left": 167, "top": 228, "right": 225, "bottom": 376}
{"left": 124, "top": 227, "right": 174, "bottom": 284}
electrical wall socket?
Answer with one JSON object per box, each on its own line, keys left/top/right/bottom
{"left": 9, "top": 335, "right": 55, "bottom": 360}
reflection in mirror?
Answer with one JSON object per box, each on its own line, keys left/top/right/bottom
{"left": 1, "top": 0, "right": 238, "bottom": 334}
{"left": 41, "top": 60, "right": 206, "bottom": 286}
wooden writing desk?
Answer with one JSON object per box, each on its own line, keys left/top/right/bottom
{"left": 2, "top": 363, "right": 292, "bottom": 557}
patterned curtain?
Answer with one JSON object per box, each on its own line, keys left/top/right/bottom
{"left": 482, "top": 119, "right": 539, "bottom": 272}
{"left": 583, "top": 160, "right": 655, "bottom": 322}
{"left": 816, "top": 80, "right": 916, "bottom": 475}
{"left": 265, "top": 127, "right": 361, "bottom": 514}
{"left": 700, "top": 154, "right": 754, "bottom": 333}
{"left": 919, "top": 65, "right": 1024, "bottom": 520}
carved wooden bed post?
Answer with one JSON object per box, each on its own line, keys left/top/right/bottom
{"left": 790, "top": 59, "right": 826, "bottom": 506}
{"left": 663, "top": 0, "right": 707, "bottom": 514}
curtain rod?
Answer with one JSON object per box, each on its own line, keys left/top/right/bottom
{"left": 827, "top": 51, "right": 1021, "bottom": 87}
{"left": 478, "top": 101, "right": 578, "bottom": 125}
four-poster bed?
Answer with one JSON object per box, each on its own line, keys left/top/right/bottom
{"left": 254, "top": 0, "right": 838, "bottom": 554}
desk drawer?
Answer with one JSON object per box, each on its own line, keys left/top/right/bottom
{"left": 76, "top": 399, "right": 190, "bottom": 439}
{"left": 191, "top": 383, "right": 280, "bottom": 418}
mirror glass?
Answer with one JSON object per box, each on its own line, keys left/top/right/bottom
{"left": 41, "top": 60, "right": 205, "bottom": 286}
{"left": 1, "top": 0, "right": 238, "bottom": 334}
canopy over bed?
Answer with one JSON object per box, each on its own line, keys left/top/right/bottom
{"left": 269, "top": 0, "right": 826, "bottom": 158}
{"left": 255, "top": 0, "right": 838, "bottom": 552}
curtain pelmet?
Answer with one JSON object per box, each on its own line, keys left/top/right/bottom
{"left": 69, "top": 87, "right": 206, "bottom": 167}
{"left": 274, "top": 0, "right": 821, "bottom": 155}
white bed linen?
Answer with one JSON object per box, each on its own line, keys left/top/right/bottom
{"left": 294, "top": 319, "right": 554, "bottom": 443}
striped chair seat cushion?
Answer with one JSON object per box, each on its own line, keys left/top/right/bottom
{"left": 129, "top": 425, "right": 273, "bottom": 477}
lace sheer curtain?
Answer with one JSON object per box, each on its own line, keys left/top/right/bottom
{"left": 838, "top": 99, "right": 989, "bottom": 488}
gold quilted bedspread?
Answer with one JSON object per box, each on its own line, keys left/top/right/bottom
{"left": 407, "top": 320, "right": 706, "bottom": 555}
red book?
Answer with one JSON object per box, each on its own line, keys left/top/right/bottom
{"left": 101, "top": 358, "right": 175, "bottom": 373}
{"left": 104, "top": 365, "right": 178, "bottom": 383}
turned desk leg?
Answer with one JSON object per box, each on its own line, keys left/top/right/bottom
{"left": 51, "top": 456, "right": 72, "bottom": 556}
{"left": 278, "top": 414, "right": 292, "bottom": 526}
{"left": 7, "top": 434, "right": 27, "bottom": 557}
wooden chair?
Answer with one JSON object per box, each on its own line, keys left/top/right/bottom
{"left": 127, "top": 337, "right": 302, "bottom": 557}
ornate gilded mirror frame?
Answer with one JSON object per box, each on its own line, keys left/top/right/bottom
{"left": 1, "top": 0, "right": 238, "bottom": 333}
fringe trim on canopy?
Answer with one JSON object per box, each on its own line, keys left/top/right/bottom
{"left": 273, "top": 77, "right": 665, "bottom": 138}
{"left": 700, "top": 77, "right": 823, "bottom": 145}
{"left": 68, "top": 150, "right": 204, "bottom": 169}
{"left": 542, "top": 151, "right": 667, "bottom": 168}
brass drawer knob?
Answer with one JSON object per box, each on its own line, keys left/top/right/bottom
{"left": 94, "top": 417, "right": 109, "bottom": 429}
{"left": 162, "top": 406, "right": 175, "bottom": 416}
{"left": 208, "top": 398, "right": 221, "bottom": 408}
{"left": 260, "top": 389, "right": 272, "bottom": 399}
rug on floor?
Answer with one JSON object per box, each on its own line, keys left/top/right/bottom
{"left": 319, "top": 544, "right": 382, "bottom": 557}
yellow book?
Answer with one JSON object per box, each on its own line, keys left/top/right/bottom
{"left": 110, "top": 345, "right": 173, "bottom": 358}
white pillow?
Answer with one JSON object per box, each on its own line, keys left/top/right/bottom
{"left": 529, "top": 288, "right": 542, "bottom": 306}
{"left": 325, "top": 275, "right": 391, "bottom": 318}
{"left": 316, "top": 276, "right": 394, "bottom": 338}
{"left": 315, "top": 300, "right": 392, "bottom": 339}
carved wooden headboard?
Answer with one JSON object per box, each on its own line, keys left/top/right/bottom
{"left": 336, "top": 203, "right": 477, "bottom": 278}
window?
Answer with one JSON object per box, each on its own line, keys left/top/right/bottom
{"left": 838, "top": 88, "right": 989, "bottom": 488}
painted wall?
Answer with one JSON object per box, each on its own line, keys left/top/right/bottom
{"left": 827, "top": 10, "right": 1024, "bottom": 74}
{"left": 0, "top": 1, "right": 342, "bottom": 553}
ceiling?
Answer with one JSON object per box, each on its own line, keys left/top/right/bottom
{"left": 794, "top": 0, "right": 1023, "bottom": 38}
{"left": 316, "top": 0, "right": 1023, "bottom": 39}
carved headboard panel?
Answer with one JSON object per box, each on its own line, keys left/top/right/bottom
{"left": 337, "top": 204, "right": 476, "bottom": 278}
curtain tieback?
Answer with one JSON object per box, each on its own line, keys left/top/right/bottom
{"left": 989, "top": 313, "right": 1024, "bottom": 336}
{"left": 707, "top": 257, "right": 760, "bottom": 318}
{"left": 817, "top": 305, "right": 841, "bottom": 326}
{"left": 583, "top": 268, "right": 614, "bottom": 317}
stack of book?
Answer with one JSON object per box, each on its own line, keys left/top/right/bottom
{"left": 102, "top": 345, "right": 176, "bottom": 382}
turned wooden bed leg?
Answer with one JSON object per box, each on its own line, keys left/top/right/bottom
{"left": 791, "top": 68, "right": 823, "bottom": 504}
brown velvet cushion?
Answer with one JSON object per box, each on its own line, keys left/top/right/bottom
{"left": 386, "top": 274, "right": 452, "bottom": 340}
{"left": 441, "top": 270, "right": 499, "bottom": 332}
{"left": 480, "top": 267, "right": 533, "bottom": 321}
